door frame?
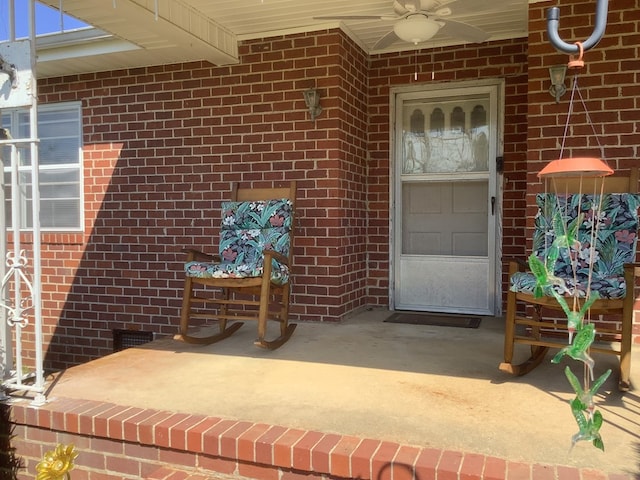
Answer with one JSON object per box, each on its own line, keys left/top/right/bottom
{"left": 388, "top": 78, "right": 505, "bottom": 316}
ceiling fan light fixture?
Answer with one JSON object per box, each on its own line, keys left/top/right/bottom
{"left": 393, "top": 14, "right": 441, "bottom": 44}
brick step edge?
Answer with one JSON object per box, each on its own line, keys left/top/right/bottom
{"left": 146, "top": 465, "right": 244, "bottom": 480}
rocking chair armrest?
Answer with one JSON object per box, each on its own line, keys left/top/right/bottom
{"left": 263, "top": 249, "right": 289, "bottom": 265}
{"left": 182, "top": 248, "right": 221, "bottom": 262}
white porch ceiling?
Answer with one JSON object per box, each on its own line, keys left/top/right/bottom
{"left": 35, "top": 0, "right": 528, "bottom": 78}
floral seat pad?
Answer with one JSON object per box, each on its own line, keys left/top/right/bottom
{"left": 184, "top": 198, "right": 293, "bottom": 286}
{"left": 509, "top": 271, "right": 626, "bottom": 299}
{"left": 510, "top": 192, "right": 639, "bottom": 300}
{"left": 185, "top": 259, "right": 289, "bottom": 285}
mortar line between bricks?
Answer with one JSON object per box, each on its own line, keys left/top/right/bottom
{"left": 369, "top": 438, "right": 384, "bottom": 480}
{"left": 347, "top": 437, "right": 368, "bottom": 479}
{"left": 108, "top": 406, "right": 144, "bottom": 439}
{"left": 273, "top": 428, "right": 305, "bottom": 468}
{"left": 456, "top": 451, "right": 463, "bottom": 479}
{"left": 477, "top": 454, "right": 485, "bottom": 480}
{"left": 292, "top": 430, "right": 325, "bottom": 471}
{"left": 432, "top": 448, "right": 445, "bottom": 480}
{"left": 324, "top": 433, "right": 342, "bottom": 476}
{"left": 189, "top": 417, "right": 218, "bottom": 452}
{"left": 458, "top": 452, "right": 485, "bottom": 479}
{"left": 218, "top": 420, "right": 245, "bottom": 460}
{"left": 256, "top": 425, "right": 288, "bottom": 466}
{"left": 391, "top": 445, "right": 419, "bottom": 479}
{"left": 169, "top": 414, "right": 200, "bottom": 450}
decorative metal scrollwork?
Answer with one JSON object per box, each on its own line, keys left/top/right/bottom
{"left": 0, "top": 250, "right": 34, "bottom": 328}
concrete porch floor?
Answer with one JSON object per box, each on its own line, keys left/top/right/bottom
{"left": 35, "top": 309, "right": 640, "bottom": 477}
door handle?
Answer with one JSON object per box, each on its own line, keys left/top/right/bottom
{"left": 491, "top": 196, "right": 496, "bottom": 215}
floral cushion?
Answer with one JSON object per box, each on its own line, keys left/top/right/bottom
{"left": 185, "top": 198, "right": 293, "bottom": 285}
{"left": 510, "top": 193, "right": 640, "bottom": 299}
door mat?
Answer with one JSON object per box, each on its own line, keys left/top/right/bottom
{"left": 384, "top": 312, "right": 482, "bottom": 329}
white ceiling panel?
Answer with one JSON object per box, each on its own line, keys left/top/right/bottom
{"left": 32, "top": 0, "right": 528, "bottom": 78}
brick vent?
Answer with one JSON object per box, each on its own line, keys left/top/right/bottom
{"left": 113, "top": 329, "right": 155, "bottom": 353}
{"left": 9, "top": 397, "right": 634, "bottom": 480}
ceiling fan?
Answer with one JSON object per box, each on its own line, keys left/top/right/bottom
{"left": 314, "top": 0, "right": 490, "bottom": 49}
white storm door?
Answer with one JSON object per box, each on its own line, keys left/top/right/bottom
{"left": 393, "top": 83, "right": 500, "bottom": 315}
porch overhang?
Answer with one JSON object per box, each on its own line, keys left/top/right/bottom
{"left": 36, "top": 0, "right": 238, "bottom": 77}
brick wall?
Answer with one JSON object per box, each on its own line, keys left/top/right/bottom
{"left": 30, "top": 30, "right": 530, "bottom": 370}
{"left": 26, "top": 0, "right": 640, "bottom": 370}
{"left": 527, "top": 0, "right": 640, "bottom": 176}
{"left": 36, "top": 30, "right": 372, "bottom": 369}
{"left": 12, "top": 399, "right": 632, "bottom": 480}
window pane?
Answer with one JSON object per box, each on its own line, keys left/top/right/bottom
{"left": 39, "top": 137, "right": 80, "bottom": 165}
{"left": 38, "top": 108, "right": 79, "bottom": 129}
{"left": 402, "top": 95, "right": 490, "bottom": 174}
{"left": 2, "top": 103, "right": 83, "bottom": 231}
{"left": 40, "top": 199, "right": 81, "bottom": 228}
{"left": 40, "top": 168, "right": 81, "bottom": 199}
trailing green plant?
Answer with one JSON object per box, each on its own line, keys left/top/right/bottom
{"left": 0, "top": 402, "right": 24, "bottom": 480}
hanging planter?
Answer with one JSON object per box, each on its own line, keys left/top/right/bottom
{"left": 532, "top": 31, "right": 622, "bottom": 450}
{"left": 538, "top": 157, "right": 613, "bottom": 179}
{"left": 533, "top": 137, "right": 615, "bottom": 451}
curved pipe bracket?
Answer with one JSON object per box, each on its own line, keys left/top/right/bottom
{"left": 547, "top": 0, "right": 609, "bottom": 54}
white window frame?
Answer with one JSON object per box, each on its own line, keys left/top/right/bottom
{"left": 2, "top": 101, "right": 84, "bottom": 232}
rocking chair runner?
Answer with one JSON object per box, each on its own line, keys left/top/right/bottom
{"left": 500, "top": 170, "right": 640, "bottom": 391}
{"left": 175, "top": 181, "right": 297, "bottom": 349}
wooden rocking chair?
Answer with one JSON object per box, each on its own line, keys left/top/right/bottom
{"left": 175, "top": 181, "right": 297, "bottom": 349}
{"left": 499, "top": 170, "right": 640, "bottom": 391}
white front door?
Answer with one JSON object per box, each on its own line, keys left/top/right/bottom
{"left": 392, "top": 81, "right": 503, "bottom": 315}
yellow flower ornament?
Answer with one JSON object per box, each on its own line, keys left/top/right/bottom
{"left": 36, "top": 444, "right": 78, "bottom": 480}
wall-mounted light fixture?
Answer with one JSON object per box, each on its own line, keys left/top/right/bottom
{"left": 548, "top": 64, "right": 567, "bottom": 103}
{"left": 303, "top": 87, "right": 322, "bottom": 122}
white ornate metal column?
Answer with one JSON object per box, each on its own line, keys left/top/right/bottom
{"left": 0, "top": 0, "right": 45, "bottom": 406}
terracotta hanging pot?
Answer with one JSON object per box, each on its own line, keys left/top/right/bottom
{"left": 538, "top": 157, "right": 613, "bottom": 179}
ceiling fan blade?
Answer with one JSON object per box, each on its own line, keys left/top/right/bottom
{"left": 438, "top": 19, "right": 490, "bottom": 43}
{"left": 433, "top": 0, "right": 490, "bottom": 16}
{"left": 372, "top": 30, "right": 401, "bottom": 50}
{"left": 394, "top": 0, "right": 421, "bottom": 13}
{"left": 313, "top": 15, "right": 396, "bottom": 20}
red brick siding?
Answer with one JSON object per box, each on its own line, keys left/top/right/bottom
{"left": 35, "top": 30, "right": 371, "bottom": 369}
{"left": 12, "top": 399, "right": 633, "bottom": 480}
{"left": 33, "top": 30, "right": 529, "bottom": 370}
{"left": 527, "top": 0, "right": 640, "bottom": 174}
{"left": 22, "top": 0, "right": 640, "bottom": 370}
